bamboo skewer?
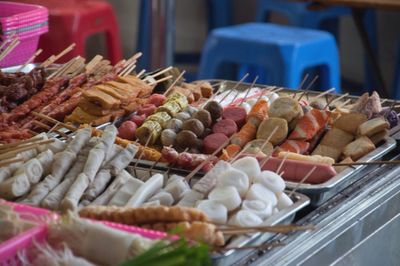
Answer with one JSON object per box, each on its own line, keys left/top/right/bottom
{"left": 335, "top": 99, "right": 352, "bottom": 110}
{"left": 288, "top": 166, "right": 317, "bottom": 198}
{"left": 297, "top": 75, "right": 319, "bottom": 101}
{"left": 292, "top": 74, "right": 309, "bottom": 98}
{"left": 149, "top": 75, "right": 174, "bottom": 86}
{"left": 32, "top": 121, "right": 70, "bottom": 139}
{"left": 275, "top": 152, "right": 289, "bottom": 175}
{"left": 133, "top": 135, "right": 152, "bottom": 178}
{"left": 40, "top": 43, "right": 76, "bottom": 68}
{"left": 137, "top": 69, "right": 146, "bottom": 78}
{"left": 0, "top": 158, "right": 25, "bottom": 168}
{"left": 312, "top": 87, "right": 336, "bottom": 101}
{"left": 238, "top": 76, "right": 258, "bottom": 106}
{"left": 150, "top": 66, "right": 173, "bottom": 79}
{"left": 0, "top": 136, "right": 44, "bottom": 151}
{"left": 0, "top": 139, "right": 55, "bottom": 160}
{"left": 162, "top": 71, "right": 186, "bottom": 96}
{"left": 85, "top": 55, "right": 104, "bottom": 74}
{"left": 0, "top": 38, "right": 20, "bottom": 61}
{"left": 17, "top": 49, "right": 43, "bottom": 72}
{"left": 32, "top": 112, "right": 77, "bottom": 132}
{"left": 219, "top": 224, "right": 315, "bottom": 235}
{"left": 215, "top": 242, "right": 285, "bottom": 252}
{"left": 218, "top": 73, "right": 249, "bottom": 104}
{"left": 326, "top": 93, "right": 349, "bottom": 108}
{"left": 333, "top": 160, "right": 400, "bottom": 166}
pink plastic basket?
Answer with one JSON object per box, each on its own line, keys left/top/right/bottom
{"left": 0, "top": 1, "right": 48, "bottom": 68}
{"left": 0, "top": 2, "right": 48, "bottom": 35}
{"left": 0, "top": 201, "right": 168, "bottom": 265}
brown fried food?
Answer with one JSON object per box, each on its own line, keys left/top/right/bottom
{"left": 79, "top": 205, "right": 209, "bottom": 225}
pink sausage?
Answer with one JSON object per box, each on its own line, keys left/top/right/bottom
{"left": 212, "top": 119, "right": 238, "bottom": 137}
{"left": 222, "top": 106, "right": 247, "bottom": 128}
{"left": 260, "top": 157, "right": 337, "bottom": 184}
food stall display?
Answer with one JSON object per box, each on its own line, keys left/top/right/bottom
{"left": 1, "top": 53, "right": 399, "bottom": 265}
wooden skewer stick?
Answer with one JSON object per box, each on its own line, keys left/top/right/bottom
{"left": 312, "top": 87, "right": 336, "bottom": 101}
{"left": 200, "top": 82, "right": 227, "bottom": 109}
{"left": 48, "top": 57, "right": 77, "bottom": 79}
{"left": 275, "top": 151, "right": 289, "bottom": 175}
{"left": 162, "top": 70, "right": 186, "bottom": 96}
{"left": 326, "top": 93, "right": 349, "bottom": 108}
{"left": 0, "top": 139, "right": 55, "bottom": 160}
{"left": 0, "top": 157, "right": 24, "bottom": 168}
{"left": 85, "top": 55, "right": 104, "bottom": 74}
{"left": 0, "top": 136, "right": 44, "bottom": 151}
{"left": 0, "top": 38, "right": 20, "bottom": 61}
{"left": 185, "top": 135, "right": 235, "bottom": 181}
{"left": 288, "top": 166, "right": 317, "bottom": 198}
{"left": 32, "top": 120, "right": 70, "bottom": 140}
{"left": 297, "top": 75, "right": 319, "bottom": 102}
{"left": 334, "top": 99, "right": 352, "bottom": 110}
{"left": 150, "top": 66, "right": 173, "bottom": 79}
{"left": 333, "top": 160, "right": 400, "bottom": 167}
{"left": 17, "top": 49, "right": 43, "bottom": 72}
{"left": 133, "top": 135, "right": 153, "bottom": 178}
{"left": 41, "top": 43, "right": 76, "bottom": 67}
{"left": 31, "top": 112, "right": 77, "bottom": 132}
{"left": 215, "top": 242, "right": 285, "bottom": 252}
{"left": 239, "top": 76, "right": 259, "bottom": 106}
{"left": 121, "top": 64, "right": 137, "bottom": 77}
{"left": 323, "top": 94, "right": 338, "bottom": 110}
{"left": 219, "top": 224, "right": 315, "bottom": 234}
{"left": 218, "top": 73, "right": 249, "bottom": 104}
{"left": 137, "top": 69, "right": 146, "bottom": 79}
{"left": 292, "top": 74, "right": 309, "bottom": 98}
{"left": 149, "top": 75, "right": 174, "bottom": 86}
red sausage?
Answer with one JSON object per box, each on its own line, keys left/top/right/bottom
{"left": 148, "top": 93, "right": 167, "bottom": 107}
{"left": 137, "top": 104, "right": 156, "bottom": 116}
{"left": 212, "top": 119, "right": 238, "bottom": 137}
{"left": 118, "top": 121, "right": 137, "bottom": 141}
{"left": 260, "top": 157, "right": 337, "bottom": 184}
{"left": 222, "top": 106, "right": 247, "bottom": 128}
{"left": 129, "top": 114, "right": 146, "bottom": 127}
{"left": 203, "top": 133, "right": 229, "bottom": 154}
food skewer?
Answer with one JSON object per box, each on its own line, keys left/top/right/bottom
{"left": 292, "top": 74, "right": 310, "bottom": 98}
{"left": 215, "top": 242, "right": 285, "bottom": 252}
{"left": 0, "top": 136, "right": 45, "bottom": 151}
{"left": 149, "top": 66, "right": 173, "bottom": 79}
{"left": 164, "top": 147, "right": 189, "bottom": 178}
{"left": 312, "top": 87, "right": 336, "bottom": 101}
{"left": 219, "top": 224, "right": 315, "bottom": 235}
{"left": 0, "top": 37, "right": 20, "bottom": 61}
{"left": 297, "top": 75, "right": 319, "bottom": 101}
{"left": 333, "top": 160, "right": 400, "bottom": 166}
{"left": 185, "top": 135, "right": 235, "bottom": 181}
{"left": 32, "top": 112, "right": 77, "bottom": 132}
{"left": 148, "top": 75, "right": 174, "bottom": 86}
{"left": 132, "top": 135, "right": 152, "bottom": 178}
{"left": 288, "top": 166, "right": 317, "bottom": 198}
{"left": 0, "top": 157, "right": 24, "bottom": 168}
{"left": 40, "top": 43, "right": 76, "bottom": 68}
{"left": 32, "top": 120, "right": 70, "bottom": 139}
{"left": 275, "top": 152, "right": 289, "bottom": 175}
{"left": 162, "top": 70, "right": 186, "bottom": 96}
{"left": 0, "top": 139, "right": 55, "bottom": 160}
{"left": 137, "top": 69, "right": 146, "bottom": 78}
{"left": 218, "top": 73, "right": 249, "bottom": 104}
{"left": 238, "top": 76, "right": 259, "bottom": 106}
{"left": 325, "top": 93, "right": 349, "bottom": 109}
{"left": 17, "top": 49, "right": 43, "bottom": 72}
{"left": 334, "top": 99, "right": 352, "bottom": 110}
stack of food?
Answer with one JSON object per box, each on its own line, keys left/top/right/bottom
{"left": 65, "top": 75, "right": 153, "bottom": 126}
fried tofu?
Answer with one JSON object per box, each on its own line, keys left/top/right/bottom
{"left": 333, "top": 113, "right": 368, "bottom": 134}
{"left": 83, "top": 89, "right": 121, "bottom": 110}
{"left": 358, "top": 117, "right": 389, "bottom": 137}
{"left": 320, "top": 127, "right": 354, "bottom": 149}
{"left": 312, "top": 144, "right": 342, "bottom": 162}
{"left": 342, "top": 136, "right": 375, "bottom": 161}
{"left": 369, "top": 129, "right": 389, "bottom": 145}
{"left": 65, "top": 107, "right": 111, "bottom": 125}
{"left": 78, "top": 98, "right": 112, "bottom": 116}
{"left": 334, "top": 157, "right": 354, "bottom": 173}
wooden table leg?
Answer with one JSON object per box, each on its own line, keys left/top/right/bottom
{"left": 352, "top": 8, "right": 389, "bottom": 98}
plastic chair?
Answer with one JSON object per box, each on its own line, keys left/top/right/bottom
{"left": 255, "top": 0, "right": 378, "bottom": 91}
{"left": 16, "top": 0, "right": 122, "bottom": 64}
{"left": 198, "top": 23, "right": 341, "bottom": 92}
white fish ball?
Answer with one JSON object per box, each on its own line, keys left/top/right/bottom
{"left": 197, "top": 200, "right": 228, "bottom": 224}
{"left": 241, "top": 200, "right": 273, "bottom": 220}
{"left": 254, "top": 171, "right": 285, "bottom": 194}
{"left": 277, "top": 193, "right": 293, "bottom": 210}
{"left": 231, "top": 156, "right": 261, "bottom": 183}
{"left": 217, "top": 168, "right": 249, "bottom": 197}
{"left": 228, "top": 210, "right": 263, "bottom": 227}
{"left": 246, "top": 184, "right": 277, "bottom": 206}
{"left": 209, "top": 186, "right": 242, "bottom": 211}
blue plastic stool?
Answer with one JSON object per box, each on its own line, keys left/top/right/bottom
{"left": 393, "top": 41, "right": 400, "bottom": 99}
{"left": 198, "top": 23, "right": 341, "bottom": 92}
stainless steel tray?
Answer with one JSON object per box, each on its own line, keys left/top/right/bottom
{"left": 212, "top": 191, "right": 309, "bottom": 266}
{"left": 201, "top": 79, "right": 399, "bottom": 207}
